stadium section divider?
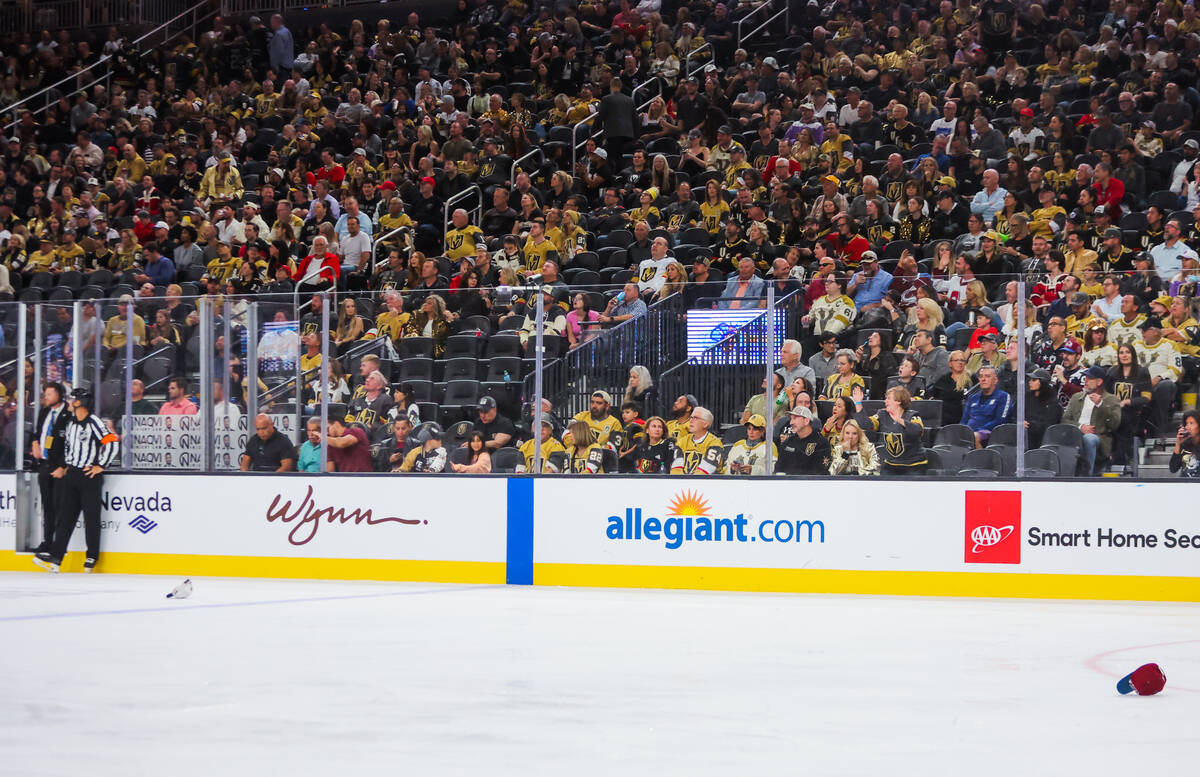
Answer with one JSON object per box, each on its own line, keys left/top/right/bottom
{"left": 2, "top": 474, "right": 1199, "bottom": 601}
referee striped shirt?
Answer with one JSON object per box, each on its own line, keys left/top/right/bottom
{"left": 60, "top": 415, "right": 120, "bottom": 469}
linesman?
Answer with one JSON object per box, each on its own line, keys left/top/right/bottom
{"left": 34, "top": 387, "right": 119, "bottom": 573}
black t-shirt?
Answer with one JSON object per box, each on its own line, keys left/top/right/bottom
{"left": 981, "top": 0, "right": 1016, "bottom": 38}
{"left": 777, "top": 430, "right": 830, "bottom": 475}
{"left": 244, "top": 430, "right": 295, "bottom": 471}
{"left": 475, "top": 414, "right": 516, "bottom": 446}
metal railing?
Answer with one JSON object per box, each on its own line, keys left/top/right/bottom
{"left": 2, "top": 0, "right": 217, "bottom": 129}
{"left": 570, "top": 114, "right": 599, "bottom": 171}
{"left": 683, "top": 43, "right": 714, "bottom": 80}
{"left": 631, "top": 78, "right": 663, "bottom": 113}
{"left": 369, "top": 225, "right": 411, "bottom": 276}
{"left": 535, "top": 291, "right": 688, "bottom": 420}
{"left": 735, "top": 0, "right": 783, "bottom": 48}
{"left": 442, "top": 186, "right": 483, "bottom": 245}
{"left": 510, "top": 147, "right": 545, "bottom": 187}
{"left": 658, "top": 290, "right": 796, "bottom": 429}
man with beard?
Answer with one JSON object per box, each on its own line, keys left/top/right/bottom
{"left": 665, "top": 393, "right": 697, "bottom": 442}
{"left": 566, "top": 390, "right": 623, "bottom": 452}
{"left": 1051, "top": 338, "right": 1087, "bottom": 406}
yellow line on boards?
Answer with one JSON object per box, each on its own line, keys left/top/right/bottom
{"left": 532, "top": 564, "right": 1200, "bottom": 602}
{"left": 0, "top": 550, "right": 505, "bottom": 583}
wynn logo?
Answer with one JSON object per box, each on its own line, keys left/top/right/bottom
{"left": 128, "top": 515, "right": 158, "bottom": 534}
{"left": 265, "top": 485, "right": 425, "bottom": 546}
{"left": 970, "top": 524, "right": 1014, "bottom": 553}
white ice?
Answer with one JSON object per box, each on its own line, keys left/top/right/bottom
{"left": 0, "top": 573, "right": 1197, "bottom": 776}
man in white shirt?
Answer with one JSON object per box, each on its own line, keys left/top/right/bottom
{"left": 837, "top": 87, "right": 862, "bottom": 127}
{"left": 636, "top": 237, "right": 674, "bottom": 296}
{"left": 929, "top": 99, "right": 957, "bottom": 138}
{"left": 339, "top": 215, "right": 373, "bottom": 277}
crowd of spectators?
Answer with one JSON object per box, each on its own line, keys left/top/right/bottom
{"left": 0, "top": 0, "right": 1199, "bottom": 477}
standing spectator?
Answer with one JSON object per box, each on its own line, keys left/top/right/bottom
{"left": 269, "top": 15, "right": 295, "bottom": 74}
{"left": 596, "top": 78, "right": 635, "bottom": 164}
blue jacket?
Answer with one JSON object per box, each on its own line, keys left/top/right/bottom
{"left": 146, "top": 256, "right": 175, "bottom": 286}
{"left": 960, "top": 387, "right": 1012, "bottom": 432}
{"left": 718, "top": 274, "right": 766, "bottom": 309}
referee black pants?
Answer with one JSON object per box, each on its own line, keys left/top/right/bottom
{"left": 48, "top": 468, "right": 103, "bottom": 564}
{"left": 36, "top": 462, "right": 60, "bottom": 550}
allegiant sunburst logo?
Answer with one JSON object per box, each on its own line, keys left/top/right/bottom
{"left": 606, "top": 490, "right": 825, "bottom": 550}
{"left": 667, "top": 490, "right": 710, "bottom": 517}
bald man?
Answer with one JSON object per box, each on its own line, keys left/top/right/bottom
{"left": 240, "top": 414, "right": 296, "bottom": 472}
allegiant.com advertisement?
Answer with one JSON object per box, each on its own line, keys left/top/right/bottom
{"left": 605, "top": 490, "right": 825, "bottom": 550}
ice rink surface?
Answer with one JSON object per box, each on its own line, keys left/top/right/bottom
{"left": 0, "top": 573, "right": 1196, "bottom": 776}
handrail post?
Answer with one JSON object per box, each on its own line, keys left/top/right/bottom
{"left": 571, "top": 114, "right": 596, "bottom": 171}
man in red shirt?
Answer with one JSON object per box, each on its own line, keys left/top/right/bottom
{"left": 325, "top": 417, "right": 372, "bottom": 472}
{"left": 823, "top": 214, "right": 871, "bottom": 270}
{"left": 314, "top": 148, "right": 345, "bottom": 187}
{"left": 293, "top": 234, "right": 340, "bottom": 292}
{"left": 1092, "top": 162, "right": 1125, "bottom": 222}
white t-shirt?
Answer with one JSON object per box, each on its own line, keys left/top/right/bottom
{"left": 930, "top": 117, "right": 957, "bottom": 137}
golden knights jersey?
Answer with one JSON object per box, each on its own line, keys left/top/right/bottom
{"left": 1136, "top": 339, "right": 1182, "bottom": 381}
{"left": 727, "top": 439, "right": 778, "bottom": 475}
{"left": 1065, "top": 313, "right": 1106, "bottom": 343}
{"left": 808, "top": 294, "right": 856, "bottom": 335}
{"left": 637, "top": 257, "right": 672, "bottom": 293}
{"left": 1167, "top": 317, "right": 1200, "bottom": 356}
{"left": 1107, "top": 315, "right": 1145, "bottom": 349}
{"left": 1081, "top": 344, "right": 1117, "bottom": 368}
{"left": 568, "top": 443, "right": 606, "bottom": 473}
{"left": 1138, "top": 227, "right": 1164, "bottom": 251}
{"left": 1007, "top": 126, "right": 1046, "bottom": 161}
{"left": 662, "top": 201, "right": 701, "bottom": 231}
{"left": 670, "top": 432, "right": 725, "bottom": 474}
{"left": 518, "top": 437, "right": 567, "bottom": 473}
{"left": 1108, "top": 372, "right": 1150, "bottom": 404}
{"left": 568, "top": 411, "right": 623, "bottom": 451}
{"left": 867, "top": 410, "right": 926, "bottom": 467}
{"left": 880, "top": 172, "right": 907, "bottom": 205}
{"left": 444, "top": 225, "right": 484, "bottom": 261}
{"left": 700, "top": 200, "right": 730, "bottom": 233}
